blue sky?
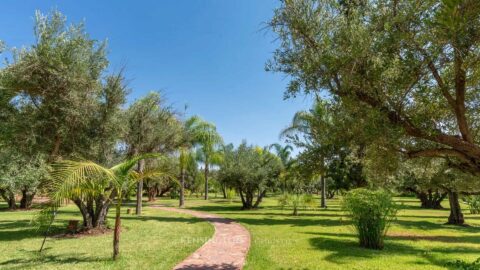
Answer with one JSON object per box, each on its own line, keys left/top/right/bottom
{"left": 0, "top": 0, "right": 312, "bottom": 147}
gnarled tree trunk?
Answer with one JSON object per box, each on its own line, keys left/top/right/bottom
{"left": 417, "top": 190, "right": 446, "bottom": 209}
{"left": 0, "top": 189, "right": 17, "bottom": 210}
{"left": 239, "top": 188, "right": 266, "bottom": 210}
{"left": 19, "top": 189, "right": 35, "bottom": 209}
{"left": 159, "top": 185, "right": 172, "bottom": 197}
{"left": 73, "top": 193, "right": 112, "bottom": 230}
{"left": 253, "top": 190, "right": 267, "bottom": 208}
{"left": 447, "top": 191, "right": 465, "bottom": 225}
{"left": 147, "top": 185, "right": 158, "bottom": 202}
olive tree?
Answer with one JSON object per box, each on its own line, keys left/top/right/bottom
{"left": 268, "top": 0, "right": 480, "bottom": 175}
{"left": 0, "top": 10, "right": 128, "bottom": 226}
{"left": 218, "top": 142, "right": 282, "bottom": 209}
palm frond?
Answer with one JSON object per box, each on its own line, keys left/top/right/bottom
{"left": 49, "top": 160, "right": 114, "bottom": 205}
{"left": 126, "top": 169, "right": 177, "bottom": 189}
{"left": 110, "top": 153, "right": 162, "bottom": 175}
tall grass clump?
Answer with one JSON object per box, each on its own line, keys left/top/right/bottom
{"left": 342, "top": 188, "right": 398, "bottom": 250}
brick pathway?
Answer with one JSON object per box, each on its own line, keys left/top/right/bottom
{"left": 152, "top": 206, "right": 251, "bottom": 270}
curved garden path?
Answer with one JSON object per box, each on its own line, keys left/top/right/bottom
{"left": 151, "top": 206, "right": 251, "bottom": 270}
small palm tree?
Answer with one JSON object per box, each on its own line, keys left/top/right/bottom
{"left": 178, "top": 146, "right": 196, "bottom": 207}
{"left": 47, "top": 154, "right": 163, "bottom": 260}
{"left": 185, "top": 116, "right": 223, "bottom": 200}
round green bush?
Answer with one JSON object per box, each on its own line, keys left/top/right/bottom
{"left": 342, "top": 188, "right": 398, "bottom": 250}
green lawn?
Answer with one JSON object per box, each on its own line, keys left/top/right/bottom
{"left": 155, "top": 196, "right": 480, "bottom": 270}
{"left": 0, "top": 203, "right": 213, "bottom": 270}
{"left": 2, "top": 196, "right": 480, "bottom": 270}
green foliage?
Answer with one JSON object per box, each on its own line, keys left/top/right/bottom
{"left": 218, "top": 142, "right": 282, "bottom": 209}
{"left": 41, "top": 154, "right": 166, "bottom": 259}
{"left": 277, "top": 193, "right": 289, "bottom": 210}
{"left": 342, "top": 188, "right": 398, "bottom": 250}
{"left": 463, "top": 196, "right": 480, "bottom": 214}
{"left": 225, "top": 188, "right": 236, "bottom": 202}
{"left": 278, "top": 193, "right": 317, "bottom": 215}
{"left": 446, "top": 258, "right": 480, "bottom": 270}
{"left": 269, "top": 0, "right": 480, "bottom": 175}
{"left": 0, "top": 10, "right": 113, "bottom": 159}
{"left": 282, "top": 100, "right": 367, "bottom": 196}
{"left": 0, "top": 10, "right": 128, "bottom": 168}
{"left": 0, "top": 152, "right": 48, "bottom": 191}
{"left": 125, "top": 92, "right": 182, "bottom": 155}
{"left": 0, "top": 151, "right": 49, "bottom": 208}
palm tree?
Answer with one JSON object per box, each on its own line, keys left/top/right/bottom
{"left": 178, "top": 146, "right": 196, "bottom": 207}
{"left": 280, "top": 101, "right": 332, "bottom": 208}
{"left": 47, "top": 154, "right": 164, "bottom": 260}
{"left": 185, "top": 116, "right": 223, "bottom": 200}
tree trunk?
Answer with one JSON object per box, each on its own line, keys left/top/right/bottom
{"left": 179, "top": 168, "right": 185, "bottom": 207}
{"left": 204, "top": 161, "right": 209, "bottom": 200}
{"left": 147, "top": 185, "right": 158, "bottom": 202}
{"left": 48, "top": 133, "right": 62, "bottom": 162}
{"left": 19, "top": 189, "right": 35, "bottom": 209}
{"left": 242, "top": 190, "right": 255, "bottom": 210}
{"left": 113, "top": 200, "right": 122, "bottom": 260}
{"left": 222, "top": 183, "right": 227, "bottom": 199}
{"left": 320, "top": 175, "right": 327, "bottom": 208}
{"left": 1, "top": 189, "right": 17, "bottom": 210}
{"left": 93, "top": 194, "right": 112, "bottom": 228}
{"left": 239, "top": 189, "right": 254, "bottom": 210}
{"left": 159, "top": 186, "right": 172, "bottom": 197}
{"left": 417, "top": 190, "right": 446, "bottom": 209}
{"left": 447, "top": 191, "right": 465, "bottom": 225}
{"left": 136, "top": 159, "right": 145, "bottom": 215}
{"left": 73, "top": 198, "right": 93, "bottom": 229}
{"left": 253, "top": 190, "right": 267, "bottom": 209}
{"left": 239, "top": 189, "right": 246, "bottom": 206}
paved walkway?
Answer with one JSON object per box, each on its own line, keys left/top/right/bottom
{"left": 151, "top": 206, "right": 251, "bottom": 270}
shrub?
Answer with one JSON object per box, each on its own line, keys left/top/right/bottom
{"left": 170, "top": 189, "right": 178, "bottom": 199}
{"left": 277, "top": 193, "right": 289, "bottom": 210}
{"left": 277, "top": 193, "right": 317, "bottom": 215}
{"left": 446, "top": 258, "right": 480, "bottom": 270}
{"left": 463, "top": 196, "right": 480, "bottom": 214}
{"left": 226, "top": 188, "right": 236, "bottom": 203}
{"left": 342, "top": 188, "right": 398, "bottom": 250}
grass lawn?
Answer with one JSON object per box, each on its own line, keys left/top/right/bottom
{"left": 155, "top": 195, "right": 480, "bottom": 270}
{"left": 0, "top": 203, "right": 213, "bottom": 270}
{"left": 2, "top": 195, "right": 480, "bottom": 270}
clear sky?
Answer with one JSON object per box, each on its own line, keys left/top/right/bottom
{"left": 0, "top": 0, "right": 312, "bottom": 147}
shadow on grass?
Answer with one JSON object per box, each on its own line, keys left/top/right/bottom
{"left": 0, "top": 221, "right": 39, "bottom": 242}
{"left": 122, "top": 214, "right": 205, "bottom": 224}
{"left": 387, "top": 233, "right": 480, "bottom": 244}
{"left": 394, "top": 219, "right": 480, "bottom": 233}
{"left": 0, "top": 251, "right": 109, "bottom": 270}
{"left": 0, "top": 220, "right": 61, "bottom": 242}
{"left": 149, "top": 204, "right": 349, "bottom": 227}
{"left": 307, "top": 231, "right": 480, "bottom": 269}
